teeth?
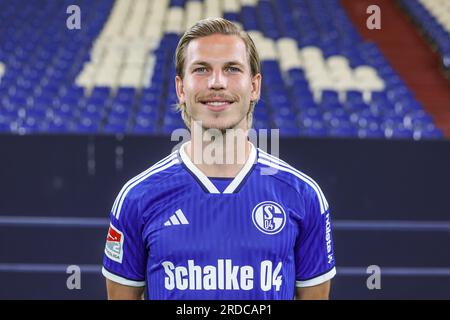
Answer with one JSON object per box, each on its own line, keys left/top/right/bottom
{"left": 207, "top": 101, "right": 229, "bottom": 106}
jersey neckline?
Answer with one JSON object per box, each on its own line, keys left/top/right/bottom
{"left": 178, "top": 141, "right": 257, "bottom": 194}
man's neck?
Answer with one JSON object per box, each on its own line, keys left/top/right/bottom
{"left": 185, "top": 129, "right": 251, "bottom": 178}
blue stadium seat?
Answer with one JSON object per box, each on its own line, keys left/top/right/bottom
{"left": 328, "top": 125, "right": 358, "bottom": 138}
{"left": 133, "top": 123, "right": 157, "bottom": 134}
{"left": 382, "top": 111, "right": 405, "bottom": 128}
{"left": 103, "top": 123, "right": 128, "bottom": 134}
{"left": 24, "top": 116, "right": 49, "bottom": 133}
{"left": 0, "top": 122, "right": 11, "bottom": 132}
{"left": 89, "top": 86, "right": 111, "bottom": 101}
{"left": 358, "top": 127, "right": 385, "bottom": 139}
{"left": 346, "top": 101, "right": 370, "bottom": 113}
{"left": 300, "top": 123, "right": 328, "bottom": 137}
{"left": 403, "top": 110, "right": 434, "bottom": 129}
{"left": 321, "top": 90, "right": 339, "bottom": 105}
{"left": 345, "top": 90, "right": 364, "bottom": 105}
{"left": 320, "top": 100, "right": 344, "bottom": 112}
{"left": 279, "top": 127, "right": 301, "bottom": 137}
{"left": 47, "top": 116, "right": 72, "bottom": 133}
{"left": 350, "top": 109, "right": 381, "bottom": 129}
{"left": 116, "top": 87, "right": 136, "bottom": 102}
{"left": 79, "top": 103, "right": 105, "bottom": 122}
{"left": 323, "top": 109, "right": 350, "bottom": 126}
{"left": 253, "top": 109, "right": 270, "bottom": 122}
{"left": 414, "top": 125, "right": 444, "bottom": 140}
{"left": 384, "top": 124, "right": 414, "bottom": 139}
{"left": 252, "top": 118, "right": 270, "bottom": 130}
{"left": 76, "top": 117, "right": 99, "bottom": 134}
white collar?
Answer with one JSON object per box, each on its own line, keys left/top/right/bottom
{"left": 179, "top": 141, "right": 257, "bottom": 194}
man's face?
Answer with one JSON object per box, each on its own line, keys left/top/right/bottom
{"left": 176, "top": 34, "right": 261, "bottom": 132}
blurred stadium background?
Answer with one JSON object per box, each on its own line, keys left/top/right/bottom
{"left": 0, "top": 0, "right": 449, "bottom": 299}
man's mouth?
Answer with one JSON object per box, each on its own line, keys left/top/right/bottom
{"left": 200, "top": 99, "right": 234, "bottom": 111}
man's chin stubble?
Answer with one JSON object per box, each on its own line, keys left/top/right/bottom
{"left": 201, "top": 121, "right": 243, "bottom": 135}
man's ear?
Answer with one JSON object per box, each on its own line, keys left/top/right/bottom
{"left": 175, "top": 75, "right": 185, "bottom": 105}
{"left": 250, "top": 73, "right": 262, "bottom": 102}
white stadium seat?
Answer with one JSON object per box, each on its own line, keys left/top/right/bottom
{"left": 222, "top": 0, "right": 240, "bottom": 13}
{"left": 185, "top": 1, "right": 203, "bottom": 30}
{"left": 0, "top": 62, "right": 6, "bottom": 82}
{"left": 240, "top": 0, "right": 258, "bottom": 6}
{"left": 165, "top": 7, "right": 185, "bottom": 34}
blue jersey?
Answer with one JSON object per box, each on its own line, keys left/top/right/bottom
{"left": 102, "top": 142, "right": 336, "bottom": 300}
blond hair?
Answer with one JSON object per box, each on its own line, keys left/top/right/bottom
{"left": 174, "top": 18, "right": 261, "bottom": 129}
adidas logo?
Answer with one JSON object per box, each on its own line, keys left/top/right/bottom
{"left": 164, "top": 209, "right": 189, "bottom": 226}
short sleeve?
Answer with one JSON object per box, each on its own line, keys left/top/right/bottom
{"left": 102, "top": 192, "right": 147, "bottom": 287}
{"left": 295, "top": 187, "right": 336, "bottom": 287}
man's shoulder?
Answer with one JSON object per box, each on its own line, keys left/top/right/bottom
{"left": 119, "top": 151, "right": 182, "bottom": 201}
{"left": 110, "top": 151, "right": 183, "bottom": 220}
{"left": 256, "top": 148, "right": 329, "bottom": 212}
{"left": 256, "top": 149, "right": 319, "bottom": 188}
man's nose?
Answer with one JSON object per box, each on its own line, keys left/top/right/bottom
{"left": 208, "top": 69, "right": 227, "bottom": 89}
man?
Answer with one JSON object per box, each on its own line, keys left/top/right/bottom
{"left": 103, "top": 18, "right": 336, "bottom": 300}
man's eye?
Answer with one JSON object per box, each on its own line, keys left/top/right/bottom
{"left": 226, "top": 67, "right": 241, "bottom": 73}
{"left": 194, "top": 67, "right": 207, "bottom": 73}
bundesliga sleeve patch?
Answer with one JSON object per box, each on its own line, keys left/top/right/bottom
{"left": 105, "top": 224, "right": 124, "bottom": 263}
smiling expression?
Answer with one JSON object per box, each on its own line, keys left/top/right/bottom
{"left": 176, "top": 34, "right": 261, "bottom": 132}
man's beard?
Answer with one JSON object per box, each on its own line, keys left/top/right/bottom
{"left": 190, "top": 112, "right": 247, "bottom": 134}
{"left": 202, "top": 122, "right": 236, "bottom": 135}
